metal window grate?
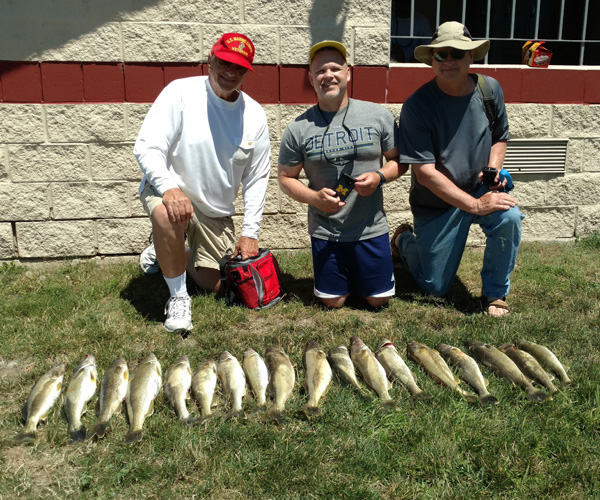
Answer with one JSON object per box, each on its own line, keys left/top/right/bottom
{"left": 504, "top": 139, "right": 568, "bottom": 174}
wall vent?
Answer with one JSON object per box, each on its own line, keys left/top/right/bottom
{"left": 504, "top": 139, "right": 568, "bottom": 174}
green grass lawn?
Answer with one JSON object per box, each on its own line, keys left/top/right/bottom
{"left": 1, "top": 236, "right": 599, "bottom": 499}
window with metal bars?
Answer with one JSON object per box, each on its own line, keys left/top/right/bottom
{"left": 390, "top": 0, "right": 599, "bottom": 65}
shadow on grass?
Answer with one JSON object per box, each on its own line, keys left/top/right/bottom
{"left": 120, "top": 273, "right": 169, "bottom": 323}
{"left": 393, "top": 267, "right": 481, "bottom": 315}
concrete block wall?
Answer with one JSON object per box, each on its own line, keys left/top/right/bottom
{"left": 0, "top": 0, "right": 599, "bottom": 261}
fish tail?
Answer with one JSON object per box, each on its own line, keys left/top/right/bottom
{"left": 412, "top": 391, "right": 433, "bottom": 401}
{"left": 124, "top": 429, "right": 143, "bottom": 444}
{"left": 227, "top": 409, "right": 246, "bottom": 421}
{"left": 181, "top": 416, "right": 199, "bottom": 427}
{"left": 69, "top": 425, "right": 87, "bottom": 443}
{"left": 526, "top": 387, "right": 552, "bottom": 403}
{"left": 462, "top": 392, "right": 479, "bottom": 404}
{"left": 301, "top": 405, "right": 322, "bottom": 419}
{"left": 263, "top": 407, "right": 285, "bottom": 426}
{"left": 479, "top": 394, "right": 499, "bottom": 407}
{"left": 13, "top": 428, "right": 36, "bottom": 444}
{"left": 381, "top": 399, "right": 397, "bottom": 410}
{"left": 86, "top": 421, "right": 109, "bottom": 440}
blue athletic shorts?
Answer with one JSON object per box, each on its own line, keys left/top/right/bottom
{"left": 311, "top": 234, "right": 395, "bottom": 299}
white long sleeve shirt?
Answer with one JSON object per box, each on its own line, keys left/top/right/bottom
{"left": 134, "top": 76, "right": 271, "bottom": 239}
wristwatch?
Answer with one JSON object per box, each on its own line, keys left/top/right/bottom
{"left": 376, "top": 171, "right": 386, "bottom": 189}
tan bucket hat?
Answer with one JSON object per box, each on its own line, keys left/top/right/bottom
{"left": 414, "top": 21, "right": 490, "bottom": 66}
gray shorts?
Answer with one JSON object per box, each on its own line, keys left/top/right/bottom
{"left": 140, "top": 183, "right": 236, "bottom": 270}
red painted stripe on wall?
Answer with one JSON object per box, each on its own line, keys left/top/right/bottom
{"left": 0, "top": 61, "right": 598, "bottom": 104}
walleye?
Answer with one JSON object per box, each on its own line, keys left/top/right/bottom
{"left": 191, "top": 360, "right": 218, "bottom": 420}
{"left": 125, "top": 353, "right": 162, "bottom": 444}
{"left": 437, "top": 343, "right": 498, "bottom": 407}
{"left": 164, "top": 355, "right": 194, "bottom": 425}
{"left": 301, "top": 340, "right": 332, "bottom": 418}
{"left": 327, "top": 345, "right": 367, "bottom": 397}
{"left": 264, "top": 347, "right": 295, "bottom": 425}
{"left": 87, "top": 357, "right": 128, "bottom": 440}
{"left": 467, "top": 341, "right": 551, "bottom": 403}
{"left": 242, "top": 348, "right": 269, "bottom": 408}
{"left": 514, "top": 339, "right": 572, "bottom": 385}
{"left": 500, "top": 343, "right": 558, "bottom": 394}
{"left": 63, "top": 354, "right": 98, "bottom": 442}
{"left": 375, "top": 339, "right": 432, "bottom": 401}
{"left": 217, "top": 351, "right": 247, "bottom": 420}
{"left": 350, "top": 336, "right": 395, "bottom": 409}
{"left": 14, "top": 364, "right": 66, "bottom": 444}
{"left": 407, "top": 341, "right": 478, "bottom": 404}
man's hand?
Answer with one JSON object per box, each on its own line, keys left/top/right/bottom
{"left": 233, "top": 236, "right": 259, "bottom": 260}
{"left": 162, "top": 188, "right": 194, "bottom": 224}
{"left": 313, "top": 187, "right": 346, "bottom": 213}
{"left": 353, "top": 171, "right": 380, "bottom": 196}
{"left": 474, "top": 191, "right": 517, "bottom": 216}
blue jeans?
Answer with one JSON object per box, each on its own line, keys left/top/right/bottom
{"left": 396, "top": 184, "right": 524, "bottom": 299}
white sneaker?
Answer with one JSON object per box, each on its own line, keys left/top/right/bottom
{"left": 139, "top": 241, "right": 160, "bottom": 275}
{"left": 164, "top": 295, "right": 193, "bottom": 333}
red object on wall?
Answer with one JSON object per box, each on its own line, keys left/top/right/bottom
{"left": 41, "top": 62, "right": 84, "bottom": 102}
{"left": 352, "top": 66, "right": 388, "bottom": 103}
{"left": 280, "top": 66, "right": 314, "bottom": 104}
{"left": 387, "top": 67, "right": 432, "bottom": 103}
{"left": 0, "top": 62, "right": 43, "bottom": 102}
{"left": 124, "top": 64, "right": 165, "bottom": 103}
{"left": 242, "top": 65, "right": 279, "bottom": 104}
{"left": 83, "top": 63, "right": 125, "bottom": 102}
{"left": 164, "top": 64, "right": 203, "bottom": 86}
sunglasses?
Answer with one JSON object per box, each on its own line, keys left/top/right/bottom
{"left": 212, "top": 57, "right": 248, "bottom": 75}
{"left": 432, "top": 49, "right": 466, "bottom": 63}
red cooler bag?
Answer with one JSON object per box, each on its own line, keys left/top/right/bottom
{"left": 220, "top": 249, "right": 283, "bottom": 310}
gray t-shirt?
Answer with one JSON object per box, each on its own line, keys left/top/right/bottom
{"left": 279, "top": 99, "right": 396, "bottom": 241}
{"left": 398, "top": 75, "right": 509, "bottom": 218}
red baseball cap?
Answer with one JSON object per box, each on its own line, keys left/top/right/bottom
{"left": 211, "top": 33, "right": 255, "bottom": 72}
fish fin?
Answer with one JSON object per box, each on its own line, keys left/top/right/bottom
{"left": 21, "top": 402, "right": 28, "bottom": 422}
{"left": 181, "top": 416, "right": 198, "bottom": 427}
{"left": 526, "top": 387, "right": 552, "bottom": 403}
{"left": 146, "top": 400, "right": 154, "bottom": 417}
{"left": 301, "top": 405, "right": 322, "bottom": 419}
{"left": 483, "top": 377, "right": 490, "bottom": 387}
{"left": 453, "top": 374, "right": 461, "bottom": 384}
{"left": 81, "top": 402, "right": 88, "bottom": 416}
{"left": 124, "top": 429, "right": 143, "bottom": 444}
{"left": 94, "top": 398, "right": 100, "bottom": 416}
{"left": 60, "top": 404, "right": 68, "bottom": 421}
{"left": 412, "top": 391, "right": 433, "bottom": 401}
{"left": 86, "top": 421, "right": 108, "bottom": 440}
{"left": 69, "top": 425, "right": 87, "bottom": 443}
{"left": 480, "top": 394, "right": 499, "bottom": 407}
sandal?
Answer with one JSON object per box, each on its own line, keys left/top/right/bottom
{"left": 486, "top": 297, "right": 510, "bottom": 317}
{"left": 390, "top": 223, "right": 413, "bottom": 261}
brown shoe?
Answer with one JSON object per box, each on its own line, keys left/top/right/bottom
{"left": 390, "top": 223, "right": 413, "bottom": 262}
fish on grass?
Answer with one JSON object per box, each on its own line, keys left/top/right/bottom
{"left": 407, "top": 341, "right": 478, "bottom": 404}
{"left": 514, "top": 339, "right": 572, "bottom": 385}
{"left": 327, "top": 345, "right": 368, "bottom": 398}
{"left": 467, "top": 341, "right": 551, "bottom": 403}
{"left": 437, "top": 343, "right": 498, "bottom": 407}
{"left": 191, "top": 360, "right": 218, "bottom": 420}
{"left": 264, "top": 347, "right": 295, "bottom": 426}
{"left": 217, "top": 351, "right": 247, "bottom": 420}
{"left": 63, "top": 354, "right": 98, "bottom": 442}
{"left": 125, "top": 353, "right": 162, "bottom": 444}
{"left": 301, "top": 340, "right": 332, "bottom": 418}
{"left": 14, "top": 364, "right": 66, "bottom": 444}
{"left": 87, "top": 357, "right": 128, "bottom": 440}
{"left": 350, "top": 336, "right": 396, "bottom": 409}
{"left": 242, "top": 348, "right": 269, "bottom": 409}
{"left": 375, "top": 339, "right": 432, "bottom": 401}
{"left": 500, "top": 343, "right": 558, "bottom": 395}
{"left": 164, "top": 355, "right": 195, "bottom": 425}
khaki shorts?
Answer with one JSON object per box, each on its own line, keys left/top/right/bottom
{"left": 140, "top": 183, "right": 236, "bottom": 270}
